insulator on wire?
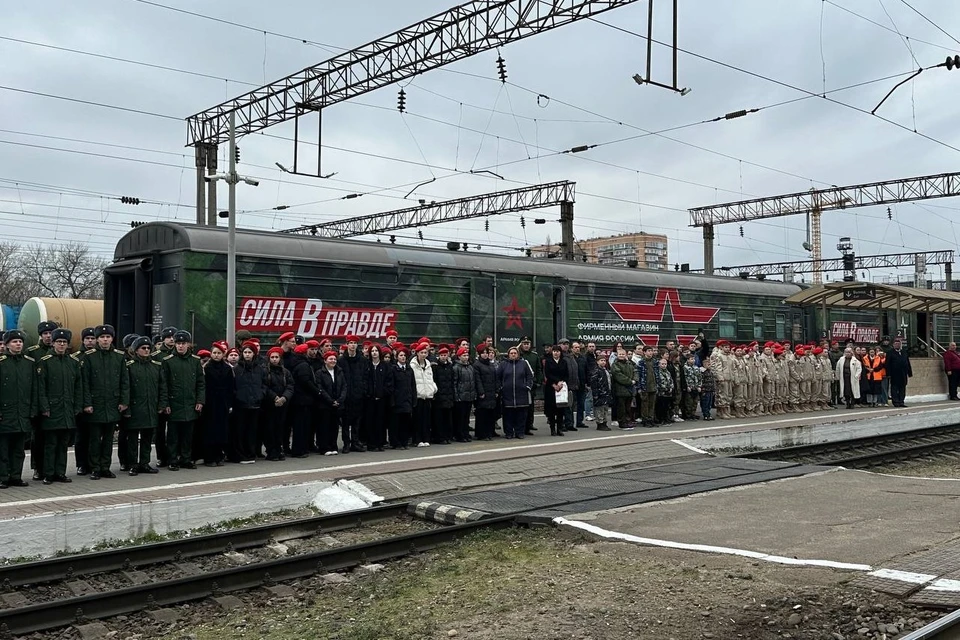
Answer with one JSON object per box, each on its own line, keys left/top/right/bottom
{"left": 485, "top": 219, "right": 489, "bottom": 231}
{"left": 397, "top": 88, "right": 406, "bottom": 113}
{"left": 887, "top": 207, "right": 892, "bottom": 220}
{"left": 496, "top": 55, "right": 507, "bottom": 83}
{"left": 739, "top": 225, "right": 744, "bottom": 237}
{"left": 520, "top": 216, "right": 526, "bottom": 228}
{"left": 417, "top": 229, "right": 423, "bottom": 240}
{"left": 120, "top": 196, "right": 141, "bottom": 205}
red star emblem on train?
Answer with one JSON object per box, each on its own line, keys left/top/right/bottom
{"left": 608, "top": 288, "right": 720, "bottom": 345}
{"left": 502, "top": 297, "right": 527, "bottom": 330}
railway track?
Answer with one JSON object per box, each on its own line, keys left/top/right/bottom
{"left": 733, "top": 424, "right": 960, "bottom": 468}
{"left": 901, "top": 608, "right": 960, "bottom": 639}
{"left": 0, "top": 504, "right": 514, "bottom": 635}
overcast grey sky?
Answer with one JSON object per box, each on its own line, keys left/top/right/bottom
{"left": 3, "top": 0, "right": 960, "bottom": 282}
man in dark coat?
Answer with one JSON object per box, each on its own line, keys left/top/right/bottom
{"left": 150, "top": 326, "right": 177, "bottom": 467}
{"left": 125, "top": 336, "right": 163, "bottom": 475}
{"left": 558, "top": 338, "right": 580, "bottom": 432}
{"left": 472, "top": 344, "right": 498, "bottom": 440}
{"left": 518, "top": 336, "right": 541, "bottom": 435}
{"left": 0, "top": 330, "right": 36, "bottom": 488}
{"left": 28, "top": 320, "right": 56, "bottom": 480}
{"left": 885, "top": 336, "right": 913, "bottom": 408}
{"left": 389, "top": 348, "right": 416, "bottom": 449}
{"left": 337, "top": 335, "right": 370, "bottom": 453}
{"left": 36, "top": 328, "right": 83, "bottom": 484}
{"left": 159, "top": 330, "right": 205, "bottom": 470}
{"left": 82, "top": 325, "right": 130, "bottom": 480}
{"left": 289, "top": 344, "right": 321, "bottom": 457}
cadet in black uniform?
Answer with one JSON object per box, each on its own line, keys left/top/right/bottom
{"left": 125, "top": 336, "right": 163, "bottom": 475}
{"left": 73, "top": 327, "right": 96, "bottom": 475}
{"left": 0, "top": 330, "right": 36, "bottom": 488}
{"left": 159, "top": 330, "right": 205, "bottom": 470}
{"left": 81, "top": 325, "right": 129, "bottom": 480}
{"left": 28, "top": 321, "right": 56, "bottom": 481}
{"left": 36, "top": 328, "right": 82, "bottom": 484}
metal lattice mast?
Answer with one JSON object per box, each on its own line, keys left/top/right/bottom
{"left": 689, "top": 171, "right": 960, "bottom": 277}
{"left": 186, "top": 1, "right": 641, "bottom": 146}
{"left": 688, "top": 249, "right": 954, "bottom": 277}
{"left": 280, "top": 180, "right": 575, "bottom": 240}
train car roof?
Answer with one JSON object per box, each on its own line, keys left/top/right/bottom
{"left": 115, "top": 222, "right": 802, "bottom": 296}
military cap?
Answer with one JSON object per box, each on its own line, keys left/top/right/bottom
{"left": 3, "top": 330, "right": 26, "bottom": 343}
{"left": 94, "top": 324, "right": 116, "bottom": 338}
{"left": 152, "top": 334, "right": 162, "bottom": 345}
{"left": 235, "top": 329, "right": 254, "bottom": 343}
{"left": 161, "top": 326, "right": 178, "bottom": 339}
{"left": 132, "top": 336, "right": 152, "bottom": 351}
{"left": 173, "top": 330, "right": 192, "bottom": 343}
{"left": 52, "top": 328, "right": 72, "bottom": 343}
{"left": 81, "top": 327, "right": 96, "bottom": 339}
{"left": 37, "top": 321, "right": 58, "bottom": 335}
{"left": 295, "top": 335, "right": 305, "bottom": 345}
{"left": 122, "top": 333, "right": 140, "bottom": 349}
{"left": 557, "top": 337, "right": 570, "bottom": 344}
{"left": 520, "top": 336, "right": 531, "bottom": 343}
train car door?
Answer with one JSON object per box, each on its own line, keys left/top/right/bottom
{"left": 103, "top": 257, "right": 154, "bottom": 337}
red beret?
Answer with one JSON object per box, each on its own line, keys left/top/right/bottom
{"left": 294, "top": 344, "right": 309, "bottom": 355}
{"left": 267, "top": 347, "right": 283, "bottom": 357}
{"left": 419, "top": 336, "right": 430, "bottom": 344}
{"left": 305, "top": 339, "right": 321, "bottom": 349}
{"left": 227, "top": 347, "right": 240, "bottom": 356}
{"left": 380, "top": 344, "right": 393, "bottom": 354}
{"left": 748, "top": 341, "right": 758, "bottom": 348}
{"left": 415, "top": 342, "right": 430, "bottom": 352}
{"left": 241, "top": 340, "right": 259, "bottom": 353}
{"left": 278, "top": 332, "right": 296, "bottom": 343}
{"left": 385, "top": 329, "right": 398, "bottom": 338}
{"left": 196, "top": 349, "right": 211, "bottom": 358}
{"left": 456, "top": 347, "right": 469, "bottom": 357}
{"left": 438, "top": 346, "right": 450, "bottom": 354}
{"left": 322, "top": 350, "right": 338, "bottom": 360}
{"left": 362, "top": 341, "right": 372, "bottom": 347}
{"left": 716, "top": 340, "right": 728, "bottom": 347}
{"left": 393, "top": 342, "right": 405, "bottom": 351}
{"left": 773, "top": 347, "right": 784, "bottom": 355}
{"left": 476, "top": 343, "right": 487, "bottom": 353}
{"left": 211, "top": 341, "right": 228, "bottom": 353}
{"left": 345, "top": 335, "right": 359, "bottom": 343}
{"left": 813, "top": 347, "right": 824, "bottom": 355}
{"left": 763, "top": 341, "right": 774, "bottom": 348}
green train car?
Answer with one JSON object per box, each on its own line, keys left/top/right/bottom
{"left": 106, "top": 222, "right": 808, "bottom": 349}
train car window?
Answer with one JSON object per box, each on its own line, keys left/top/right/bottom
{"left": 753, "top": 312, "right": 764, "bottom": 340}
{"left": 719, "top": 310, "right": 737, "bottom": 338}
{"left": 776, "top": 313, "right": 786, "bottom": 340}
{"left": 360, "top": 270, "right": 399, "bottom": 284}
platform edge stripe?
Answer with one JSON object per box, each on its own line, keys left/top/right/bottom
{"left": 552, "top": 517, "right": 873, "bottom": 571}
{"left": 928, "top": 578, "right": 960, "bottom": 592}
{"left": 867, "top": 568, "right": 937, "bottom": 584}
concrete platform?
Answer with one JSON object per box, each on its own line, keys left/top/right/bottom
{"left": 557, "top": 468, "right": 960, "bottom": 605}
{"left": 3, "top": 400, "right": 956, "bottom": 558}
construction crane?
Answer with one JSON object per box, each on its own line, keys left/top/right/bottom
{"left": 280, "top": 181, "right": 577, "bottom": 259}
{"left": 689, "top": 171, "right": 960, "bottom": 282}
{"left": 186, "top": 0, "right": 646, "bottom": 226}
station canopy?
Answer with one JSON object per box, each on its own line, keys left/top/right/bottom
{"left": 784, "top": 281, "right": 960, "bottom": 314}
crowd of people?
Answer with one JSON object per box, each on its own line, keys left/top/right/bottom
{"left": 0, "top": 321, "right": 921, "bottom": 488}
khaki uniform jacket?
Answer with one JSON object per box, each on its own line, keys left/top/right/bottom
{"left": 126, "top": 356, "right": 165, "bottom": 429}
{"left": 36, "top": 353, "right": 83, "bottom": 430}
{"left": 0, "top": 353, "right": 36, "bottom": 434}
{"left": 160, "top": 352, "right": 205, "bottom": 422}
{"left": 82, "top": 347, "right": 131, "bottom": 423}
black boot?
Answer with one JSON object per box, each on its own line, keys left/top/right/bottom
{"left": 549, "top": 422, "right": 557, "bottom": 436}
{"left": 597, "top": 422, "right": 612, "bottom": 432}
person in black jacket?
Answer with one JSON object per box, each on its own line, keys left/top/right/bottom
{"left": 202, "top": 342, "right": 236, "bottom": 466}
{"left": 316, "top": 350, "right": 347, "bottom": 455}
{"left": 885, "top": 336, "right": 913, "bottom": 407}
{"left": 543, "top": 345, "right": 569, "bottom": 436}
{"left": 365, "top": 345, "right": 393, "bottom": 452}
{"left": 290, "top": 344, "right": 321, "bottom": 458}
{"left": 232, "top": 343, "right": 267, "bottom": 464}
{"left": 261, "top": 347, "right": 294, "bottom": 460}
{"left": 389, "top": 348, "right": 416, "bottom": 449}
{"left": 452, "top": 347, "right": 481, "bottom": 442}
{"left": 472, "top": 344, "right": 498, "bottom": 440}
{"left": 431, "top": 347, "right": 455, "bottom": 444}
{"left": 338, "top": 336, "right": 370, "bottom": 453}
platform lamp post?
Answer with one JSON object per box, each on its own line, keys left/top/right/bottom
{"left": 206, "top": 112, "right": 259, "bottom": 346}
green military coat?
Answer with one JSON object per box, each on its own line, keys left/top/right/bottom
{"left": 27, "top": 342, "right": 52, "bottom": 360}
{"left": 0, "top": 353, "right": 36, "bottom": 434}
{"left": 36, "top": 353, "right": 83, "bottom": 430}
{"left": 125, "top": 356, "right": 164, "bottom": 429}
{"left": 520, "top": 349, "right": 542, "bottom": 386}
{"left": 81, "top": 347, "right": 131, "bottom": 423}
{"left": 160, "top": 352, "right": 205, "bottom": 421}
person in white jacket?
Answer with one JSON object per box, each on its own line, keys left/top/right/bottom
{"left": 835, "top": 347, "right": 863, "bottom": 409}
{"left": 411, "top": 342, "right": 438, "bottom": 447}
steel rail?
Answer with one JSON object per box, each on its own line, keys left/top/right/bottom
{"left": 0, "top": 514, "right": 514, "bottom": 634}
{"left": 734, "top": 425, "right": 960, "bottom": 467}
{"left": 0, "top": 502, "right": 408, "bottom": 587}
{"left": 899, "top": 607, "right": 960, "bottom": 639}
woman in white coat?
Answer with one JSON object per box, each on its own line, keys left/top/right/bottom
{"left": 835, "top": 347, "right": 863, "bottom": 409}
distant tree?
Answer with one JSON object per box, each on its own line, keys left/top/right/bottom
{"left": 19, "top": 243, "right": 106, "bottom": 300}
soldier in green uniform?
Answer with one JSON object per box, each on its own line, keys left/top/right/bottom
{"left": 125, "top": 336, "right": 163, "bottom": 476}
{"left": 81, "top": 325, "right": 129, "bottom": 480}
{"left": 117, "top": 334, "right": 140, "bottom": 472}
{"left": 28, "top": 320, "right": 56, "bottom": 481}
{"left": 0, "top": 330, "right": 36, "bottom": 488}
{"left": 36, "top": 328, "right": 82, "bottom": 484}
{"left": 152, "top": 327, "right": 177, "bottom": 467}
{"left": 73, "top": 327, "right": 96, "bottom": 475}
{"left": 160, "top": 330, "right": 204, "bottom": 471}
